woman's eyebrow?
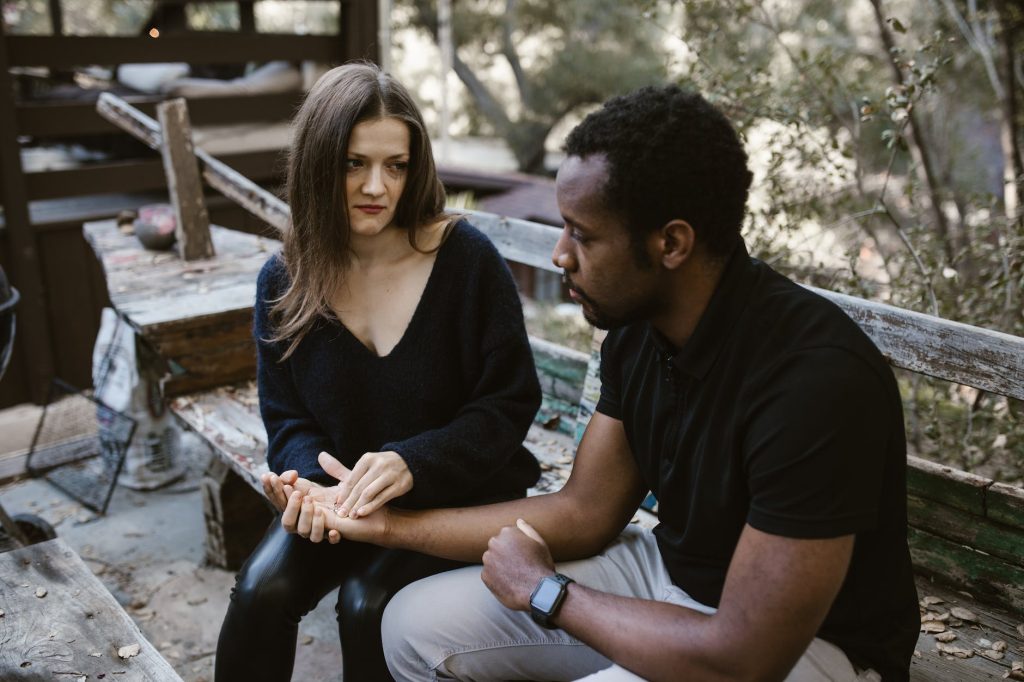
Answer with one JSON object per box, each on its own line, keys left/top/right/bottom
{"left": 347, "top": 151, "right": 410, "bottom": 160}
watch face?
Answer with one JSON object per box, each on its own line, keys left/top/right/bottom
{"left": 533, "top": 578, "right": 564, "bottom": 611}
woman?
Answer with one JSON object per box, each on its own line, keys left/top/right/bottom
{"left": 215, "top": 63, "right": 542, "bottom": 681}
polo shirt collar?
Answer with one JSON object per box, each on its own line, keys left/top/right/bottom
{"left": 650, "top": 238, "right": 757, "bottom": 381}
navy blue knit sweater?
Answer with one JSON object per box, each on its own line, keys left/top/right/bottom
{"left": 254, "top": 220, "right": 542, "bottom": 509}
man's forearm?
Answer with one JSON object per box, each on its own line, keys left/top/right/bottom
{"left": 383, "top": 492, "right": 599, "bottom": 562}
{"left": 552, "top": 585, "right": 746, "bottom": 682}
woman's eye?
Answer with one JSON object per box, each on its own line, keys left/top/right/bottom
{"left": 388, "top": 161, "right": 409, "bottom": 173}
{"left": 346, "top": 158, "right": 363, "bottom": 171}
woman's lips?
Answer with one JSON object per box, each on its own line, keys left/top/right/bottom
{"left": 355, "top": 205, "right": 385, "bottom": 214}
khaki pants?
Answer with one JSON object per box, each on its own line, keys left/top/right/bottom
{"left": 382, "top": 526, "right": 881, "bottom": 682}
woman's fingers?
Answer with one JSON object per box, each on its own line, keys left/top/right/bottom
{"left": 318, "top": 452, "right": 352, "bottom": 483}
{"left": 296, "top": 497, "right": 314, "bottom": 538}
{"left": 309, "top": 507, "right": 325, "bottom": 543}
{"left": 351, "top": 482, "right": 401, "bottom": 518}
{"left": 281, "top": 490, "right": 303, "bottom": 532}
{"left": 349, "top": 477, "right": 391, "bottom": 518}
{"left": 334, "top": 458, "right": 370, "bottom": 516}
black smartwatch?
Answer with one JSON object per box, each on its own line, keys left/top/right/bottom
{"left": 529, "top": 572, "right": 574, "bottom": 628}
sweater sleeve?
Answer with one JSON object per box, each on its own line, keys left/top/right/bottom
{"left": 382, "top": 235, "right": 541, "bottom": 506}
{"left": 255, "top": 256, "right": 335, "bottom": 482}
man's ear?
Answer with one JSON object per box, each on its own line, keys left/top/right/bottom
{"left": 657, "top": 219, "right": 696, "bottom": 269}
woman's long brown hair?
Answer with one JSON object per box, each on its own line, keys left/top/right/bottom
{"left": 269, "top": 62, "right": 447, "bottom": 359}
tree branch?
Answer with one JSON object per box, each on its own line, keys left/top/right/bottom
{"left": 501, "top": 0, "right": 531, "bottom": 109}
{"left": 869, "top": 0, "right": 957, "bottom": 267}
{"left": 451, "top": 49, "right": 513, "bottom": 135}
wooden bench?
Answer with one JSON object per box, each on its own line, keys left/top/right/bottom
{"left": 159, "top": 211, "right": 1024, "bottom": 681}
{"left": 0, "top": 537, "right": 181, "bottom": 679}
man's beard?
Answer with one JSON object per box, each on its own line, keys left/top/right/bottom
{"left": 564, "top": 274, "right": 658, "bottom": 330}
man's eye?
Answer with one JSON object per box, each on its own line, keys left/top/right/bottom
{"left": 571, "top": 230, "right": 588, "bottom": 244}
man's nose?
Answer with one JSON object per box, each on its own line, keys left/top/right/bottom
{"left": 551, "top": 228, "right": 576, "bottom": 271}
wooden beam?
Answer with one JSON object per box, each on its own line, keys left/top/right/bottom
{"left": 341, "top": 0, "right": 381, "bottom": 63}
{"left": 96, "top": 93, "right": 290, "bottom": 232}
{"left": 6, "top": 34, "right": 345, "bottom": 68}
{"left": 0, "top": 20, "right": 55, "bottom": 403}
{"left": 23, "top": 150, "right": 284, "bottom": 201}
{"left": 158, "top": 99, "right": 214, "bottom": 260}
{"left": 17, "top": 92, "right": 304, "bottom": 138}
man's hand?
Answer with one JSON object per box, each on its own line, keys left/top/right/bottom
{"left": 481, "top": 519, "right": 556, "bottom": 611}
{"left": 331, "top": 450, "right": 413, "bottom": 519}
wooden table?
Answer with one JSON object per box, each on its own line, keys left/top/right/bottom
{"left": 83, "top": 219, "right": 279, "bottom": 396}
{"left": 0, "top": 538, "right": 181, "bottom": 680}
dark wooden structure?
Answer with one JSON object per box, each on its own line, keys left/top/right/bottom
{"left": 0, "top": 0, "right": 380, "bottom": 406}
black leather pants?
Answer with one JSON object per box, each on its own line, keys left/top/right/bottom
{"left": 215, "top": 518, "right": 465, "bottom": 681}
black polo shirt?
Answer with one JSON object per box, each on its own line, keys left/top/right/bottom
{"left": 596, "top": 241, "right": 920, "bottom": 680}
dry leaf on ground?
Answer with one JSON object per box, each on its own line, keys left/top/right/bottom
{"left": 980, "top": 650, "right": 1005, "bottom": 661}
{"left": 935, "top": 642, "right": 973, "bottom": 658}
{"left": 992, "top": 641, "right": 1007, "bottom": 652}
{"left": 921, "top": 596, "right": 944, "bottom": 606}
{"left": 118, "top": 643, "right": 141, "bottom": 659}
{"left": 922, "top": 611, "right": 949, "bottom": 622}
{"left": 949, "top": 606, "right": 977, "bottom": 622}
{"left": 935, "top": 632, "right": 957, "bottom": 642}
{"left": 921, "top": 621, "right": 946, "bottom": 634}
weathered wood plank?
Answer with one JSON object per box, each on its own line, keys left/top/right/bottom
{"left": 17, "top": 92, "right": 303, "bottom": 138}
{"left": 529, "top": 335, "right": 588, "bottom": 406}
{"left": 909, "top": 526, "right": 1024, "bottom": 616}
{"left": 810, "top": 286, "right": 1024, "bottom": 400}
{"left": 907, "top": 495, "right": 1024, "bottom": 567}
{"left": 988, "top": 482, "right": 1024, "bottom": 532}
{"left": 468, "top": 210, "right": 562, "bottom": 274}
{"left": 158, "top": 98, "right": 214, "bottom": 261}
{"left": 0, "top": 538, "right": 182, "bottom": 680}
{"left": 906, "top": 455, "right": 992, "bottom": 517}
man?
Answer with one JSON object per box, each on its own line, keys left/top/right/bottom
{"left": 270, "top": 85, "right": 920, "bottom": 681}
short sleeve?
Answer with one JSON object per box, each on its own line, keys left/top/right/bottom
{"left": 595, "top": 330, "right": 624, "bottom": 420}
{"left": 742, "top": 347, "right": 898, "bottom": 539}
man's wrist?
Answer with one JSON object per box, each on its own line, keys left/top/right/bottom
{"left": 529, "top": 573, "right": 575, "bottom": 628}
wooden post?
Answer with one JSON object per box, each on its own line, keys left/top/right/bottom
{"left": 157, "top": 98, "right": 214, "bottom": 260}
{"left": 97, "top": 93, "right": 291, "bottom": 234}
{"left": 201, "top": 456, "right": 274, "bottom": 570}
{"left": 0, "top": 19, "right": 56, "bottom": 404}
{"left": 341, "top": 0, "right": 382, "bottom": 64}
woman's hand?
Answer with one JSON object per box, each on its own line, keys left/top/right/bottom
{"left": 332, "top": 450, "right": 413, "bottom": 519}
{"left": 282, "top": 490, "right": 392, "bottom": 545}
{"left": 261, "top": 470, "right": 329, "bottom": 512}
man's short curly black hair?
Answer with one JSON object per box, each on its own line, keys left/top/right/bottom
{"left": 564, "top": 85, "right": 753, "bottom": 258}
